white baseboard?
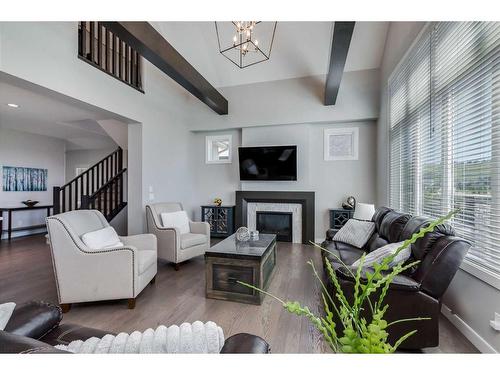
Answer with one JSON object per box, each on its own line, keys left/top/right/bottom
{"left": 441, "top": 304, "right": 497, "bottom": 353}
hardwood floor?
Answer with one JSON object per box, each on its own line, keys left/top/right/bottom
{"left": 0, "top": 234, "right": 477, "bottom": 353}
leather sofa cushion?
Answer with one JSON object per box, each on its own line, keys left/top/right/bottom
{"left": 412, "top": 222, "right": 455, "bottom": 261}
{"left": 335, "top": 265, "right": 420, "bottom": 292}
{"left": 372, "top": 206, "right": 392, "bottom": 233}
{"left": 400, "top": 216, "right": 431, "bottom": 241}
{"left": 364, "top": 232, "right": 389, "bottom": 253}
{"left": 4, "top": 301, "right": 62, "bottom": 340}
{"left": 379, "top": 211, "right": 411, "bottom": 243}
{"left": 138, "top": 250, "right": 157, "bottom": 274}
{"left": 399, "top": 216, "right": 431, "bottom": 259}
{"left": 181, "top": 233, "right": 207, "bottom": 249}
{"left": 323, "top": 242, "right": 364, "bottom": 266}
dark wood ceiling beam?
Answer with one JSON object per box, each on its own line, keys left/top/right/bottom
{"left": 324, "top": 22, "right": 355, "bottom": 106}
{"left": 101, "top": 22, "right": 228, "bottom": 115}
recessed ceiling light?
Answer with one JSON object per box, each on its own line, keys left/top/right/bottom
{"left": 7, "top": 103, "right": 19, "bottom": 108}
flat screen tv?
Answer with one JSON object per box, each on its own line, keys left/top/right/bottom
{"left": 238, "top": 145, "right": 297, "bottom": 181}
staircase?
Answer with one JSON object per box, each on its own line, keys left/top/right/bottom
{"left": 53, "top": 148, "right": 127, "bottom": 221}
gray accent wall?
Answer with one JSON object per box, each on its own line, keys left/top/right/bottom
{"left": 191, "top": 122, "right": 377, "bottom": 241}
{"left": 190, "top": 129, "right": 242, "bottom": 220}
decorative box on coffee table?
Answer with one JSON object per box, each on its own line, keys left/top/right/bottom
{"left": 205, "top": 233, "right": 277, "bottom": 305}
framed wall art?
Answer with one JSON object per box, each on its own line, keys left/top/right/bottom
{"left": 324, "top": 127, "right": 359, "bottom": 161}
{"left": 2, "top": 166, "right": 48, "bottom": 191}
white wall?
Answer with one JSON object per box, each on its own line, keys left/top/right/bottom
{"left": 190, "top": 129, "right": 241, "bottom": 220}
{"left": 377, "top": 22, "right": 500, "bottom": 353}
{"left": 241, "top": 122, "right": 377, "bottom": 240}
{"left": 0, "top": 128, "right": 66, "bottom": 238}
{"left": 65, "top": 148, "right": 115, "bottom": 183}
{"left": 0, "top": 22, "right": 202, "bottom": 233}
{"left": 0, "top": 22, "right": 383, "bottom": 236}
{"left": 190, "top": 122, "right": 377, "bottom": 240}
{"left": 187, "top": 70, "right": 380, "bottom": 131}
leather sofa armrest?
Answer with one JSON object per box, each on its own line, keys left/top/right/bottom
{"left": 220, "top": 333, "right": 270, "bottom": 354}
{"left": 4, "top": 301, "right": 62, "bottom": 340}
{"left": 0, "top": 330, "right": 68, "bottom": 354}
{"left": 41, "top": 323, "right": 114, "bottom": 347}
{"left": 335, "top": 265, "right": 421, "bottom": 292}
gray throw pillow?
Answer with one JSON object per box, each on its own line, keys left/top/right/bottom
{"left": 333, "top": 219, "right": 376, "bottom": 249}
{"left": 352, "top": 241, "right": 411, "bottom": 268}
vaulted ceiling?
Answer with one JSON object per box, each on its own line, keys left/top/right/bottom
{"left": 150, "top": 21, "right": 389, "bottom": 88}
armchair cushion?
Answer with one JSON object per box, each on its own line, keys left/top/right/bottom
{"left": 190, "top": 221, "right": 210, "bottom": 236}
{"left": 81, "top": 226, "right": 123, "bottom": 249}
{"left": 161, "top": 211, "right": 190, "bottom": 234}
{"left": 138, "top": 250, "right": 157, "bottom": 274}
{"left": 181, "top": 233, "right": 208, "bottom": 249}
{"left": 120, "top": 233, "right": 157, "bottom": 251}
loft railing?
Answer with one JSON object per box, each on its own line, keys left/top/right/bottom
{"left": 78, "top": 21, "right": 143, "bottom": 92}
{"left": 53, "top": 147, "right": 124, "bottom": 216}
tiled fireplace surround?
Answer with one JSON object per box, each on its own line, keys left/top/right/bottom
{"left": 235, "top": 191, "right": 315, "bottom": 244}
{"left": 248, "top": 202, "right": 302, "bottom": 243}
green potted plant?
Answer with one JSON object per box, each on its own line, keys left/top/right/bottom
{"left": 239, "top": 210, "right": 457, "bottom": 353}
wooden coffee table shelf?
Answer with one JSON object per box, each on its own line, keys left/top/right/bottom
{"left": 205, "top": 233, "right": 277, "bottom": 305}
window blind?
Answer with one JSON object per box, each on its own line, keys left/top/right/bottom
{"left": 389, "top": 22, "right": 500, "bottom": 279}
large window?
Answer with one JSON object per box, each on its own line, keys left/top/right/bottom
{"left": 389, "top": 22, "right": 500, "bottom": 285}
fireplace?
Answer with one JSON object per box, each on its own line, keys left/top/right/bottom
{"left": 256, "top": 211, "right": 293, "bottom": 242}
{"left": 235, "top": 191, "right": 315, "bottom": 244}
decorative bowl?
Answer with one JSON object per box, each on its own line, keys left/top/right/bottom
{"left": 21, "top": 200, "right": 39, "bottom": 208}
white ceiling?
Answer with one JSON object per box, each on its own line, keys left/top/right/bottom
{"left": 0, "top": 76, "right": 125, "bottom": 150}
{"left": 151, "top": 21, "right": 389, "bottom": 88}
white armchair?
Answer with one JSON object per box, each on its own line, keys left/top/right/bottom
{"left": 46, "top": 210, "right": 157, "bottom": 312}
{"left": 146, "top": 202, "right": 210, "bottom": 270}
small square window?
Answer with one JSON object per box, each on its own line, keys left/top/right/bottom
{"left": 206, "top": 135, "right": 232, "bottom": 164}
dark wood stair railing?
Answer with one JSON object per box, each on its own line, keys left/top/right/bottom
{"left": 53, "top": 147, "right": 126, "bottom": 221}
{"left": 80, "top": 169, "right": 127, "bottom": 221}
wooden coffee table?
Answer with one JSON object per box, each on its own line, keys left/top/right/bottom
{"left": 205, "top": 233, "right": 277, "bottom": 305}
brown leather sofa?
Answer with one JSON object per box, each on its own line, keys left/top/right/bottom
{"left": 0, "top": 300, "right": 270, "bottom": 354}
{"left": 321, "top": 206, "right": 471, "bottom": 350}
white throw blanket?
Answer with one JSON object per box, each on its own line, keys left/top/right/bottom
{"left": 55, "top": 321, "right": 225, "bottom": 354}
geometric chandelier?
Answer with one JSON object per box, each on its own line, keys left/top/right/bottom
{"left": 214, "top": 21, "right": 277, "bottom": 69}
